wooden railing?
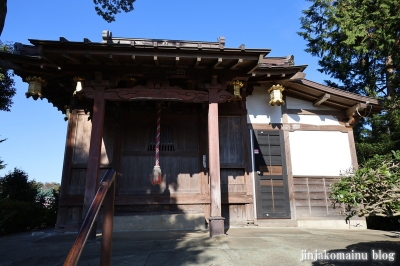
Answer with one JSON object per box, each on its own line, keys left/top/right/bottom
{"left": 64, "top": 169, "right": 116, "bottom": 266}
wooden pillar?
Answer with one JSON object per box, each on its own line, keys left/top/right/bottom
{"left": 348, "top": 129, "right": 359, "bottom": 170}
{"left": 56, "top": 108, "right": 77, "bottom": 230}
{"left": 82, "top": 83, "right": 106, "bottom": 237}
{"left": 207, "top": 76, "right": 225, "bottom": 237}
{"left": 100, "top": 181, "right": 115, "bottom": 266}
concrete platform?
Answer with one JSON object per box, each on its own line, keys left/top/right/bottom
{"left": 0, "top": 227, "right": 399, "bottom": 265}
{"left": 113, "top": 213, "right": 206, "bottom": 231}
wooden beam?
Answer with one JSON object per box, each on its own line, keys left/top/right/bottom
{"left": 62, "top": 53, "right": 80, "bottom": 63}
{"left": 290, "top": 71, "right": 306, "bottom": 81}
{"left": 108, "top": 54, "right": 120, "bottom": 64}
{"left": 131, "top": 55, "right": 138, "bottom": 64}
{"left": 250, "top": 123, "right": 351, "bottom": 132}
{"left": 82, "top": 86, "right": 233, "bottom": 103}
{"left": 194, "top": 57, "right": 201, "bottom": 68}
{"left": 346, "top": 103, "right": 366, "bottom": 125}
{"left": 213, "top": 58, "right": 223, "bottom": 68}
{"left": 154, "top": 56, "right": 159, "bottom": 66}
{"left": 313, "top": 93, "right": 330, "bottom": 106}
{"left": 85, "top": 53, "right": 99, "bottom": 64}
{"left": 58, "top": 193, "right": 254, "bottom": 206}
{"left": 230, "top": 58, "right": 243, "bottom": 69}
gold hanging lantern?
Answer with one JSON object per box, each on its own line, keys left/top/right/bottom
{"left": 268, "top": 84, "right": 285, "bottom": 106}
{"left": 73, "top": 77, "right": 85, "bottom": 98}
{"left": 26, "top": 76, "right": 46, "bottom": 100}
{"left": 229, "top": 80, "right": 243, "bottom": 101}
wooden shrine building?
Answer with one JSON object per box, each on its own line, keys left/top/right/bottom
{"left": 0, "top": 31, "right": 382, "bottom": 236}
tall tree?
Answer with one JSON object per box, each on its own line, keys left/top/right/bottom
{"left": 0, "top": 138, "right": 5, "bottom": 170}
{"left": 0, "top": 0, "right": 5, "bottom": 37}
{"left": 298, "top": 0, "right": 400, "bottom": 161}
{"left": 0, "top": 41, "right": 16, "bottom": 111}
{"left": 0, "top": 0, "right": 137, "bottom": 36}
{"left": 93, "top": 0, "right": 136, "bottom": 23}
{"left": 0, "top": 168, "right": 40, "bottom": 202}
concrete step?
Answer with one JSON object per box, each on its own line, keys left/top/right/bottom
{"left": 113, "top": 213, "right": 206, "bottom": 231}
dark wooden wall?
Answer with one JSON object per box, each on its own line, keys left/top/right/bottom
{"left": 219, "top": 114, "right": 253, "bottom": 226}
{"left": 118, "top": 114, "right": 201, "bottom": 195}
{"left": 56, "top": 103, "right": 254, "bottom": 231}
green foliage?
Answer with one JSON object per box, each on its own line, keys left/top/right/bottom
{"left": 299, "top": 0, "right": 400, "bottom": 163}
{"left": 0, "top": 168, "right": 60, "bottom": 236}
{"left": 0, "top": 139, "right": 6, "bottom": 170}
{"left": 93, "top": 0, "right": 136, "bottom": 23}
{"left": 0, "top": 40, "right": 16, "bottom": 112}
{"left": 299, "top": 0, "right": 400, "bottom": 97}
{"left": 0, "top": 168, "right": 39, "bottom": 202}
{"left": 0, "top": 199, "right": 47, "bottom": 236}
{"left": 0, "top": 138, "right": 6, "bottom": 170}
{"left": 330, "top": 150, "right": 400, "bottom": 219}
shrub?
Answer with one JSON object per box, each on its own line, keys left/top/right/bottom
{"left": 330, "top": 150, "right": 400, "bottom": 220}
{"left": 0, "top": 168, "right": 60, "bottom": 236}
{"left": 0, "top": 199, "right": 46, "bottom": 236}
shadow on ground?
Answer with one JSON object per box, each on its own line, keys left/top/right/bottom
{"left": 311, "top": 239, "right": 400, "bottom": 266}
{"left": 0, "top": 229, "right": 222, "bottom": 266}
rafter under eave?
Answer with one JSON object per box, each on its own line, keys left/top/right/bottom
{"left": 313, "top": 93, "right": 330, "bottom": 106}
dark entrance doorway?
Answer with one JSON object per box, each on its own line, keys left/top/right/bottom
{"left": 253, "top": 130, "right": 290, "bottom": 218}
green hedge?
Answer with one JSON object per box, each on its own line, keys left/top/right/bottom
{"left": 0, "top": 199, "right": 55, "bottom": 236}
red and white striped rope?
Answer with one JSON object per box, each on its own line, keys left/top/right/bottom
{"left": 155, "top": 101, "right": 161, "bottom": 166}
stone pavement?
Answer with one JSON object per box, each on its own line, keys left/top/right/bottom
{"left": 0, "top": 227, "right": 399, "bottom": 266}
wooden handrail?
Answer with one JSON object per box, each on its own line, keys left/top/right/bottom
{"left": 64, "top": 169, "right": 116, "bottom": 266}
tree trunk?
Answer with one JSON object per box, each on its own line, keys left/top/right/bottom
{"left": 0, "top": 0, "right": 6, "bottom": 36}
{"left": 385, "top": 55, "right": 395, "bottom": 98}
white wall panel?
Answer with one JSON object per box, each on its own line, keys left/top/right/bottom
{"left": 246, "top": 85, "right": 282, "bottom": 124}
{"left": 289, "top": 131, "right": 353, "bottom": 176}
{"left": 288, "top": 114, "right": 340, "bottom": 125}
{"left": 286, "top": 96, "right": 337, "bottom": 110}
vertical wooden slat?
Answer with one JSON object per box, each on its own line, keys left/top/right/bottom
{"left": 323, "top": 177, "right": 329, "bottom": 214}
{"left": 306, "top": 177, "right": 311, "bottom": 215}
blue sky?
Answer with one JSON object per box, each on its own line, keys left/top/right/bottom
{"left": 0, "top": 0, "right": 331, "bottom": 183}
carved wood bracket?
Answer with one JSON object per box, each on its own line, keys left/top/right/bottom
{"left": 81, "top": 86, "right": 233, "bottom": 103}
{"left": 346, "top": 103, "right": 366, "bottom": 126}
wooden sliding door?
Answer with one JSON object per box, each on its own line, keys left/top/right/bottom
{"left": 253, "top": 130, "right": 290, "bottom": 218}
